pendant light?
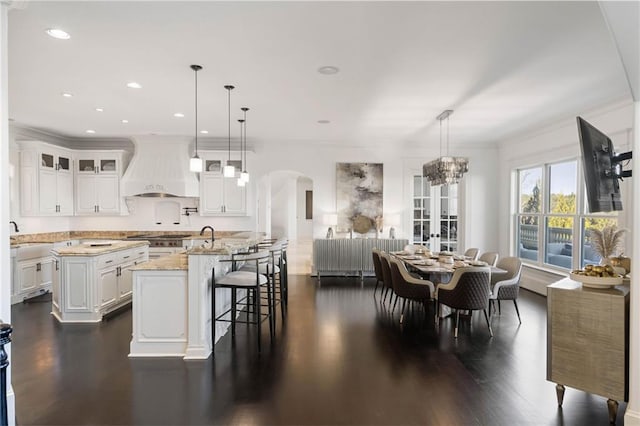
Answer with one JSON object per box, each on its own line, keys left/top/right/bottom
{"left": 240, "top": 107, "right": 250, "bottom": 183}
{"left": 423, "top": 109, "right": 469, "bottom": 186}
{"left": 222, "top": 85, "right": 236, "bottom": 177}
{"left": 189, "top": 64, "right": 203, "bottom": 172}
{"left": 237, "top": 119, "right": 246, "bottom": 187}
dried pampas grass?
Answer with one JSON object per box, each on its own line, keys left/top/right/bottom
{"left": 588, "top": 226, "right": 626, "bottom": 259}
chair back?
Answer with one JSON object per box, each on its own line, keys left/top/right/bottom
{"left": 372, "top": 248, "right": 384, "bottom": 281}
{"left": 379, "top": 252, "right": 393, "bottom": 290}
{"left": 464, "top": 248, "right": 479, "bottom": 260}
{"left": 389, "top": 258, "right": 434, "bottom": 299}
{"left": 478, "top": 252, "right": 499, "bottom": 266}
{"left": 492, "top": 257, "right": 523, "bottom": 287}
{"left": 438, "top": 266, "right": 491, "bottom": 310}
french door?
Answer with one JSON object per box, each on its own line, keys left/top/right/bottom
{"left": 412, "top": 176, "right": 459, "bottom": 252}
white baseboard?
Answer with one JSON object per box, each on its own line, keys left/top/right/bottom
{"left": 625, "top": 409, "right": 640, "bottom": 425}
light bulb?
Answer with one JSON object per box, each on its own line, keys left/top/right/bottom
{"left": 237, "top": 177, "right": 246, "bottom": 187}
{"left": 240, "top": 171, "right": 250, "bottom": 183}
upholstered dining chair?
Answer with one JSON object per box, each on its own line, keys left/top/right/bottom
{"left": 436, "top": 266, "right": 492, "bottom": 338}
{"left": 379, "top": 252, "right": 395, "bottom": 305}
{"left": 389, "top": 258, "right": 436, "bottom": 324}
{"left": 478, "top": 252, "right": 499, "bottom": 266}
{"left": 372, "top": 248, "right": 384, "bottom": 294}
{"left": 464, "top": 248, "right": 479, "bottom": 260}
{"left": 489, "top": 257, "right": 523, "bottom": 323}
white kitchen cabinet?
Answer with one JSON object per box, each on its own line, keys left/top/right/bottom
{"left": 75, "top": 151, "right": 124, "bottom": 215}
{"left": 20, "top": 141, "right": 74, "bottom": 216}
{"left": 200, "top": 152, "right": 247, "bottom": 216}
{"left": 52, "top": 242, "right": 149, "bottom": 322}
{"left": 13, "top": 257, "right": 53, "bottom": 304}
{"left": 99, "top": 264, "right": 119, "bottom": 310}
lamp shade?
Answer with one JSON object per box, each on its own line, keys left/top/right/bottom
{"left": 223, "top": 164, "right": 235, "bottom": 177}
{"left": 190, "top": 156, "right": 203, "bottom": 173}
{"left": 386, "top": 213, "right": 401, "bottom": 227}
{"left": 323, "top": 213, "right": 338, "bottom": 226}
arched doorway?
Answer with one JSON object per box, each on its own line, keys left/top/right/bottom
{"left": 257, "top": 170, "right": 313, "bottom": 275}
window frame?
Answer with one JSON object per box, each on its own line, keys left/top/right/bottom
{"left": 514, "top": 158, "right": 618, "bottom": 271}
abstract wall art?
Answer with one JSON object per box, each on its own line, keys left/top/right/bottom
{"left": 336, "top": 162, "right": 383, "bottom": 234}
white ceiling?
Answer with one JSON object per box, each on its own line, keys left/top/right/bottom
{"left": 7, "top": 1, "right": 633, "bottom": 149}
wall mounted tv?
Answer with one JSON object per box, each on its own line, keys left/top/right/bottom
{"left": 577, "top": 116, "right": 632, "bottom": 213}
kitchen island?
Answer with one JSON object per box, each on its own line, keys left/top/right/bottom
{"left": 52, "top": 240, "right": 149, "bottom": 322}
{"left": 129, "top": 236, "right": 262, "bottom": 359}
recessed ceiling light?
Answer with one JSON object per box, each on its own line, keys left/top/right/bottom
{"left": 126, "top": 82, "right": 142, "bottom": 89}
{"left": 174, "top": 113, "right": 185, "bottom": 118}
{"left": 317, "top": 120, "right": 331, "bottom": 124}
{"left": 200, "top": 130, "right": 209, "bottom": 134}
{"left": 61, "top": 92, "right": 73, "bottom": 98}
{"left": 46, "top": 28, "right": 71, "bottom": 40}
{"left": 86, "top": 129, "right": 96, "bottom": 134}
{"left": 121, "top": 119, "right": 129, "bottom": 124}
{"left": 95, "top": 107, "right": 104, "bottom": 112}
{"left": 317, "top": 66, "right": 339, "bottom": 75}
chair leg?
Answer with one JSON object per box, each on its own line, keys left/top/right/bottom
{"left": 400, "top": 298, "right": 407, "bottom": 324}
{"left": 211, "top": 276, "right": 216, "bottom": 351}
{"left": 454, "top": 310, "right": 460, "bottom": 338}
{"left": 435, "top": 301, "right": 440, "bottom": 326}
{"left": 483, "top": 309, "right": 493, "bottom": 337}
{"left": 231, "top": 288, "right": 237, "bottom": 337}
{"left": 498, "top": 300, "right": 502, "bottom": 315}
{"left": 267, "top": 275, "right": 275, "bottom": 340}
{"left": 513, "top": 300, "right": 522, "bottom": 324}
{"left": 279, "top": 273, "right": 286, "bottom": 321}
{"left": 392, "top": 294, "right": 399, "bottom": 313}
{"left": 374, "top": 279, "right": 380, "bottom": 293}
{"left": 255, "top": 287, "right": 261, "bottom": 353}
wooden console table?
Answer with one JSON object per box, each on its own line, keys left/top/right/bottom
{"left": 547, "top": 277, "right": 629, "bottom": 423}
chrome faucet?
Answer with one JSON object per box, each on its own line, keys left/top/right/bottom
{"left": 200, "top": 226, "right": 215, "bottom": 243}
{"left": 9, "top": 221, "right": 19, "bottom": 233}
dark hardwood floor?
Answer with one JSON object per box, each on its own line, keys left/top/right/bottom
{"left": 11, "top": 275, "right": 625, "bottom": 425}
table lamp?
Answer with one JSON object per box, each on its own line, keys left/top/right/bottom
{"left": 323, "top": 213, "right": 338, "bottom": 239}
{"left": 386, "top": 213, "right": 401, "bottom": 239}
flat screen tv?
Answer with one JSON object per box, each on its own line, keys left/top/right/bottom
{"left": 576, "top": 116, "right": 631, "bottom": 213}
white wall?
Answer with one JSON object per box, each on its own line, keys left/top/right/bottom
{"left": 496, "top": 99, "right": 635, "bottom": 260}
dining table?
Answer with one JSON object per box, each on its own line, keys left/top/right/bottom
{"left": 390, "top": 251, "right": 508, "bottom": 284}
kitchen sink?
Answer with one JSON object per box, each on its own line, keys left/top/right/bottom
{"left": 15, "top": 243, "right": 54, "bottom": 261}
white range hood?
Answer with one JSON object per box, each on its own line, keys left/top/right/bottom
{"left": 121, "top": 136, "right": 199, "bottom": 197}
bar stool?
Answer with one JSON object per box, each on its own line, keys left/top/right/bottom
{"left": 241, "top": 240, "right": 288, "bottom": 330}
{"left": 211, "top": 251, "right": 272, "bottom": 353}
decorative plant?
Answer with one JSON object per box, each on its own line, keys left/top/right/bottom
{"left": 588, "top": 226, "right": 626, "bottom": 259}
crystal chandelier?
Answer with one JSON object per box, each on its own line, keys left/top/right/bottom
{"left": 423, "top": 109, "right": 468, "bottom": 186}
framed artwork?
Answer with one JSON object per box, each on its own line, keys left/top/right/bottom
{"left": 336, "top": 162, "right": 383, "bottom": 233}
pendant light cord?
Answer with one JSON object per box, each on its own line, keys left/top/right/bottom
{"left": 446, "top": 116, "right": 450, "bottom": 157}
{"left": 227, "top": 88, "right": 231, "bottom": 162}
{"left": 194, "top": 68, "right": 198, "bottom": 155}
{"left": 439, "top": 118, "right": 443, "bottom": 158}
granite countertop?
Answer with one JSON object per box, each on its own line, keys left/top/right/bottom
{"left": 52, "top": 240, "right": 149, "bottom": 256}
{"left": 9, "top": 230, "right": 262, "bottom": 245}
{"left": 187, "top": 235, "right": 263, "bottom": 255}
{"left": 131, "top": 252, "right": 188, "bottom": 271}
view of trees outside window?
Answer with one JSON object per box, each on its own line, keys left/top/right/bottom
{"left": 515, "top": 160, "right": 617, "bottom": 269}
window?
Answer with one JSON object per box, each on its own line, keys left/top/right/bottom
{"left": 515, "top": 160, "right": 618, "bottom": 270}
